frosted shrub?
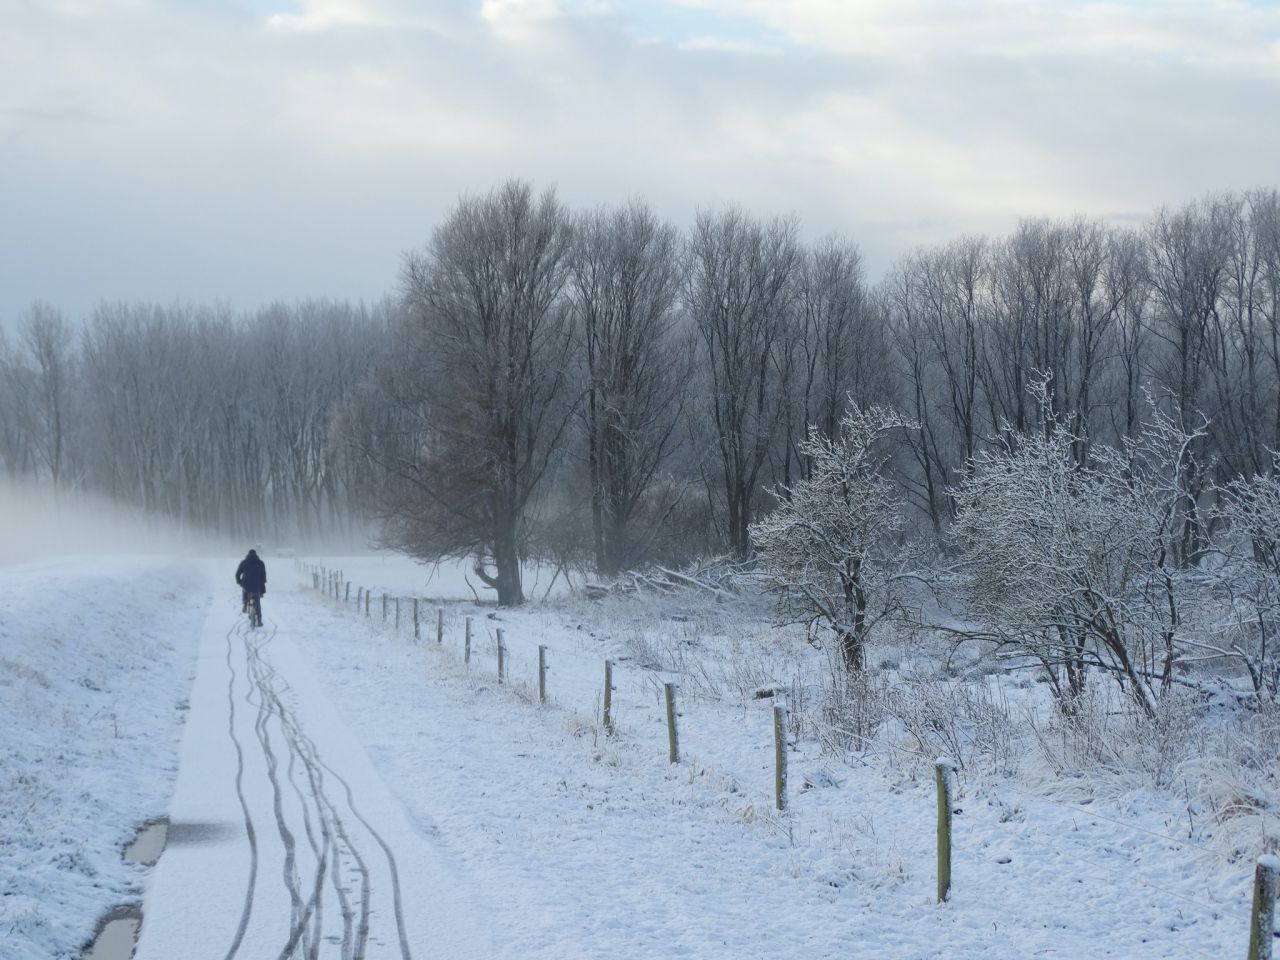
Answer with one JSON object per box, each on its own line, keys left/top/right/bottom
{"left": 951, "top": 386, "right": 1205, "bottom": 718}
{"left": 1030, "top": 685, "right": 1205, "bottom": 789}
{"left": 885, "top": 677, "right": 1017, "bottom": 773}
{"left": 1211, "top": 466, "right": 1280, "bottom": 702}
{"left": 811, "top": 669, "right": 892, "bottom": 755}
{"left": 754, "top": 404, "right": 917, "bottom": 673}
{"left": 1179, "top": 704, "right": 1280, "bottom": 859}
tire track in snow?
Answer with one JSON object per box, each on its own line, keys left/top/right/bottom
{"left": 226, "top": 617, "right": 411, "bottom": 960}
{"left": 244, "top": 626, "right": 361, "bottom": 960}
{"left": 222, "top": 623, "right": 260, "bottom": 960}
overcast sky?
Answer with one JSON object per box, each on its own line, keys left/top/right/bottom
{"left": 2, "top": 0, "right": 1278, "bottom": 322}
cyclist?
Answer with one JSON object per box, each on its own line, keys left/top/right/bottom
{"left": 235, "top": 549, "right": 267, "bottom": 625}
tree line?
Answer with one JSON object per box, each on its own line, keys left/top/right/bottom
{"left": 0, "top": 299, "right": 392, "bottom": 541}
{"left": 3, "top": 182, "right": 1278, "bottom": 611}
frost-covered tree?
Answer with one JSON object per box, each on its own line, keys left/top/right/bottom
{"left": 950, "top": 383, "right": 1205, "bottom": 716}
{"left": 754, "top": 405, "right": 916, "bottom": 672}
{"left": 1212, "top": 466, "right": 1280, "bottom": 701}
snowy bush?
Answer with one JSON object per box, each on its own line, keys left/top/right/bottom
{"left": 753, "top": 405, "right": 917, "bottom": 672}
{"left": 1210, "top": 465, "right": 1280, "bottom": 701}
{"left": 949, "top": 387, "right": 1206, "bottom": 717}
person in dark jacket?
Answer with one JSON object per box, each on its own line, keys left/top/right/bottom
{"left": 235, "top": 549, "right": 267, "bottom": 612}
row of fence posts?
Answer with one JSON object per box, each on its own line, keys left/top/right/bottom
{"left": 296, "top": 560, "right": 1278, "bottom": 956}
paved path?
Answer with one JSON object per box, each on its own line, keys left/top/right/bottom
{"left": 134, "top": 586, "right": 490, "bottom": 960}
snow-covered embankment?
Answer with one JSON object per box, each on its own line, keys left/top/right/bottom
{"left": 0, "top": 558, "right": 207, "bottom": 960}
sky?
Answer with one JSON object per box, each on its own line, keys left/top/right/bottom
{"left": 1, "top": 0, "right": 1278, "bottom": 323}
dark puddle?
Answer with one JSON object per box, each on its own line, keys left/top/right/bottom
{"left": 123, "top": 820, "right": 168, "bottom": 866}
{"left": 81, "top": 820, "right": 167, "bottom": 960}
{"left": 84, "top": 819, "right": 237, "bottom": 958}
{"left": 82, "top": 905, "right": 142, "bottom": 960}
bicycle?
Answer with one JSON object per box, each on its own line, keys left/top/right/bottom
{"left": 243, "top": 591, "right": 263, "bottom": 629}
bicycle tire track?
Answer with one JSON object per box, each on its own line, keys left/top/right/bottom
{"left": 223, "top": 624, "right": 260, "bottom": 960}
{"left": 226, "top": 617, "right": 409, "bottom": 960}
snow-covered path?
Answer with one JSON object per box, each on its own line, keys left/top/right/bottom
{"left": 134, "top": 587, "right": 491, "bottom": 960}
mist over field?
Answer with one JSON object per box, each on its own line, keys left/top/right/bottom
{"left": 0, "top": 479, "right": 236, "bottom": 566}
{"left": 4, "top": 3, "right": 1280, "bottom": 959}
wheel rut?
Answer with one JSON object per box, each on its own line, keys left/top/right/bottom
{"left": 223, "top": 619, "right": 413, "bottom": 960}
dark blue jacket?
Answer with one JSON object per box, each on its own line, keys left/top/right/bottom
{"left": 236, "top": 551, "right": 267, "bottom": 594}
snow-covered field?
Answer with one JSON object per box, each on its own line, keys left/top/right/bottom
{"left": 0, "top": 557, "right": 206, "bottom": 960}
{"left": 305, "top": 554, "right": 574, "bottom": 602}
{"left": 297, "top": 555, "right": 1269, "bottom": 959}
{"left": 3, "top": 550, "right": 1273, "bottom": 958}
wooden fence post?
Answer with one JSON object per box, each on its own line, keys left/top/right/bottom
{"left": 382, "top": 593, "right": 387, "bottom": 621}
{"left": 344, "top": 582, "right": 350, "bottom": 604}
{"left": 936, "top": 758, "right": 956, "bottom": 904}
{"left": 436, "top": 608, "right": 444, "bottom": 645}
{"left": 464, "top": 617, "right": 472, "bottom": 666}
{"left": 1248, "top": 855, "right": 1279, "bottom": 960}
{"left": 664, "top": 683, "right": 679, "bottom": 764}
{"left": 538, "top": 646, "right": 547, "bottom": 705}
{"left": 774, "top": 704, "right": 788, "bottom": 812}
{"left": 395, "top": 597, "right": 401, "bottom": 631}
{"left": 413, "top": 599, "right": 420, "bottom": 641}
{"left": 496, "top": 629, "right": 505, "bottom": 685}
{"left": 603, "top": 660, "right": 614, "bottom": 733}
{"left": 364, "top": 590, "right": 370, "bottom": 617}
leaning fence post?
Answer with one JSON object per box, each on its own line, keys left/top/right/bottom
{"left": 774, "top": 704, "right": 788, "bottom": 812}
{"left": 664, "top": 682, "right": 679, "bottom": 764}
{"left": 538, "top": 645, "right": 547, "bottom": 705}
{"left": 603, "top": 660, "right": 614, "bottom": 733}
{"left": 1248, "top": 855, "right": 1279, "bottom": 960}
{"left": 496, "top": 629, "right": 505, "bottom": 685}
{"left": 413, "top": 599, "right": 420, "bottom": 641}
{"left": 936, "top": 758, "right": 957, "bottom": 903}
{"left": 464, "top": 617, "right": 472, "bottom": 666}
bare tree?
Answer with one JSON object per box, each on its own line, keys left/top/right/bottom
{"left": 883, "top": 239, "right": 986, "bottom": 532}
{"left": 18, "top": 302, "right": 74, "bottom": 488}
{"left": 686, "top": 207, "right": 799, "bottom": 559}
{"left": 1147, "top": 197, "right": 1233, "bottom": 562}
{"left": 785, "top": 237, "right": 891, "bottom": 483}
{"left": 570, "top": 201, "right": 689, "bottom": 576}
{"left": 367, "top": 180, "right": 576, "bottom": 605}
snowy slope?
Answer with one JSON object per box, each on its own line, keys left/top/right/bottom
{"left": 0, "top": 558, "right": 206, "bottom": 960}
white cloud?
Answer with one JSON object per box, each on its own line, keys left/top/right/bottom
{"left": 675, "top": 0, "right": 1280, "bottom": 68}
{"left": 0, "top": 0, "right": 1277, "bottom": 319}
